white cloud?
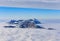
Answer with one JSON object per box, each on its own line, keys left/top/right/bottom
{"left": 0, "top": 0, "right": 60, "bottom": 10}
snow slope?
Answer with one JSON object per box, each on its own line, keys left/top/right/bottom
{"left": 0, "top": 22, "right": 60, "bottom": 41}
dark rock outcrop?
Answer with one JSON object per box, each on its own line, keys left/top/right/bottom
{"left": 48, "top": 28, "right": 55, "bottom": 30}
{"left": 35, "top": 25, "right": 45, "bottom": 29}
{"left": 4, "top": 26, "right": 16, "bottom": 28}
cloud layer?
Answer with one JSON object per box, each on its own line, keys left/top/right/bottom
{"left": 0, "top": 0, "right": 60, "bottom": 10}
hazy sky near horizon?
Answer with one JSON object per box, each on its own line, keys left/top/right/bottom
{"left": 0, "top": 7, "right": 60, "bottom": 19}
{"left": 1, "top": 0, "right": 60, "bottom": 10}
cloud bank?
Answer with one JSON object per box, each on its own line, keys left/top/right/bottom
{"left": 0, "top": 0, "right": 60, "bottom": 10}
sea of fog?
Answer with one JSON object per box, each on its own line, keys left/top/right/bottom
{"left": 0, "top": 19, "right": 60, "bottom": 41}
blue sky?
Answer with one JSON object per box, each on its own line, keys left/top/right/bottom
{"left": 0, "top": 7, "right": 60, "bottom": 19}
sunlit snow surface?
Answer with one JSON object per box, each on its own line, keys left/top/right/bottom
{"left": 0, "top": 22, "right": 60, "bottom": 41}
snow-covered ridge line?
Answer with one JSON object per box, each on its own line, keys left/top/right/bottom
{"left": 1, "top": 18, "right": 56, "bottom": 31}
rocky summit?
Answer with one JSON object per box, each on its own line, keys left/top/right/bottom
{"left": 4, "top": 18, "right": 44, "bottom": 28}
